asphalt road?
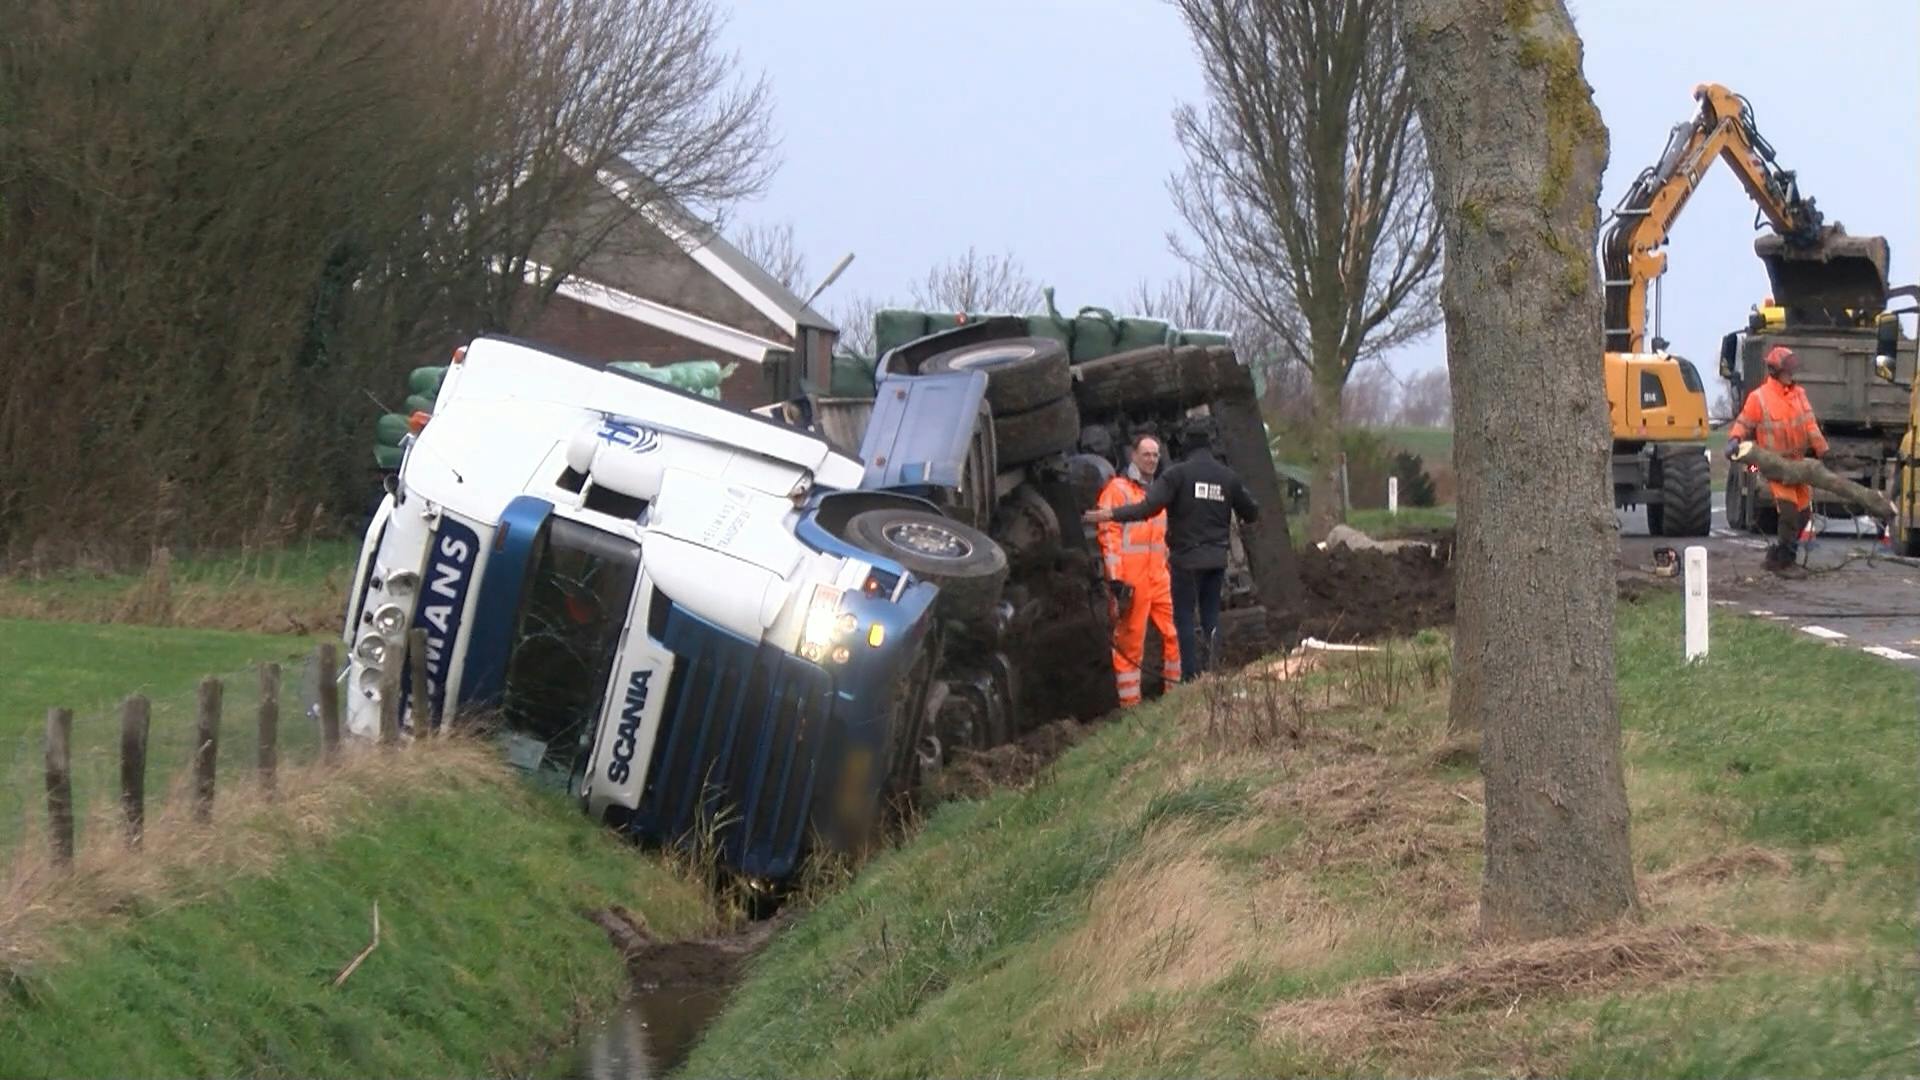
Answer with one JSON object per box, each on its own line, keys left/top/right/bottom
{"left": 1616, "top": 495, "right": 1920, "bottom": 668}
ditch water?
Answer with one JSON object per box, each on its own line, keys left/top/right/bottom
{"left": 560, "top": 986, "right": 729, "bottom": 1080}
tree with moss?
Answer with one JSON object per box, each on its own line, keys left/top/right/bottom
{"left": 1401, "top": 0, "right": 1637, "bottom": 941}
{"left": 1169, "top": 0, "right": 1442, "bottom": 545}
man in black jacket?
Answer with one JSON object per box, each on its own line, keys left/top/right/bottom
{"left": 1083, "top": 418, "right": 1258, "bottom": 679}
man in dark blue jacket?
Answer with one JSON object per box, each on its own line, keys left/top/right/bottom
{"left": 1083, "top": 418, "right": 1258, "bottom": 678}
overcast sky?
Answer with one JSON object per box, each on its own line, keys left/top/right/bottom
{"left": 721, "top": 0, "right": 1920, "bottom": 385}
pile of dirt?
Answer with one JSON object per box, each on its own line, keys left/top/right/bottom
{"left": 1296, "top": 541, "right": 1454, "bottom": 643}
{"left": 931, "top": 718, "right": 1089, "bottom": 802}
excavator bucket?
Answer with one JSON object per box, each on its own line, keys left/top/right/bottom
{"left": 1756, "top": 228, "right": 1890, "bottom": 327}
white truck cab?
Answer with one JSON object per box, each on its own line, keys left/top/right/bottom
{"left": 343, "top": 336, "right": 954, "bottom": 880}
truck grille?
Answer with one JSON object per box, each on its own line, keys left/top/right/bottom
{"left": 634, "top": 604, "right": 837, "bottom": 880}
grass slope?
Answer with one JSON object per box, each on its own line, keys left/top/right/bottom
{"left": 0, "top": 619, "right": 321, "bottom": 856}
{"left": 686, "top": 596, "right": 1918, "bottom": 1078}
{"left": 0, "top": 746, "right": 712, "bottom": 1078}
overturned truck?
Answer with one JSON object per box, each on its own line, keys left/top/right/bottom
{"left": 342, "top": 317, "right": 1298, "bottom": 882}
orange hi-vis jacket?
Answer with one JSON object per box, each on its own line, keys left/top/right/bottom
{"left": 1097, "top": 470, "right": 1179, "bottom": 705}
{"left": 1730, "top": 376, "right": 1829, "bottom": 510}
{"left": 1097, "top": 472, "right": 1171, "bottom": 585}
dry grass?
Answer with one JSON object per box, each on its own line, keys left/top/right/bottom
{"left": 1263, "top": 922, "right": 1806, "bottom": 1056}
{"left": 1053, "top": 830, "right": 1259, "bottom": 1003}
{"left": 0, "top": 734, "right": 503, "bottom": 976}
{"left": 0, "top": 542, "right": 353, "bottom": 635}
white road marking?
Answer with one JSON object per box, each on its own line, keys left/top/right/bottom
{"left": 1862, "top": 646, "right": 1918, "bottom": 661}
{"left": 1749, "top": 609, "right": 1775, "bottom": 616}
{"left": 1800, "top": 625, "right": 1848, "bottom": 640}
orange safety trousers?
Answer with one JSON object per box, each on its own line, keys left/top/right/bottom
{"left": 1098, "top": 475, "right": 1180, "bottom": 706}
{"left": 1730, "top": 378, "right": 1830, "bottom": 510}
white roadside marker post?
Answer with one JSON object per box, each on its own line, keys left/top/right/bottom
{"left": 1388, "top": 476, "right": 1399, "bottom": 516}
{"left": 1685, "top": 545, "right": 1709, "bottom": 663}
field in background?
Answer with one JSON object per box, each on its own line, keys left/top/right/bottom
{"left": 0, "top": 541, "right": 358, "bottom": 635}
{"left": 0, "top": 620, "right": 325, "bottom": 856}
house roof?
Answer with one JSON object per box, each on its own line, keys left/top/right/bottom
{"left": 592, "top": 159, "right": 838, "bottom": 337}
{"left": 524, "top": 260, "right": 789, "bottom": 365}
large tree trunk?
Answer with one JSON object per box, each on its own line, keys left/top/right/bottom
{"left": 1306, "top": 360, "right": 1348, "bottom": 542}
{"left": 1402, "top": 0, "right": 1637, "bottom": 942}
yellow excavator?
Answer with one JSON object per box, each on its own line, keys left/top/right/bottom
{"left": 1599, "top": 82, "right": 1882, "bottom": 536}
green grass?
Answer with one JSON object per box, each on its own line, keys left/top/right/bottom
{"left": 1373, "top": 425, "right": 1453, "bottom": 465}
{"left": 0, "top": 619, "right": 325, "bottom": 858}
{"left": 684, "top": 595, "right": 1918, "bottom": 1078}
{"left": 0, "top": 753, "right": 712, "bottom": 1078}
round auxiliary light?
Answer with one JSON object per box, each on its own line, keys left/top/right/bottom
{"left": 353, "top": 634, "right": 389, "bottom": 667}
{"left": 371, "top": 603, "right": 408, "bottom": 635}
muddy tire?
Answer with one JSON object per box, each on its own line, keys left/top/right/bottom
{"left": 1072, "top": 344, "right": 1223, "bottom": 417}
{"left": 843, "top": 508, "right": 1008, "bottom": 623}
{"left": 1656, "top": 445, "right": 1711, "bottom": 537}
{"left": 988, "top": 484, "right": 1063, "bottom": 571}
{"left": 992, "top": 395, "right": 1082, "bottom": 466}
{"left": 922, "top": 337, "right": 1071, "bottom": 415}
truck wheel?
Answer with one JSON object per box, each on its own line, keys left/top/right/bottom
{"left": 989, "top": 484, "right": 1063, "bottom": 571}
{"left": 843, "top": 508, "right": 1008, "bottom": 623}
{"left": 993, "top": 395, "right": 1081, "bottom": 466}
{"left": 922, "top": 338, "right": 1071, "bottom": 415}
{"left": 1073, "top": 345, "right": 1180, "bottom": 416}
{"left": 1657, "top": 445, "right": 1711, "bottom": 536}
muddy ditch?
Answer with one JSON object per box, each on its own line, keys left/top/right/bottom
{"left": 568, "top": 532, "right": 1466, "bottom": 1074}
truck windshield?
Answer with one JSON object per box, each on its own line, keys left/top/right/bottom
{"left": 499, "top": 517, "right": 641, "bottom": 783}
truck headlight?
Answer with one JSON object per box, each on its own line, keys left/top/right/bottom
{"left": 353, "top": 633, "right": 390, "bottom": 667}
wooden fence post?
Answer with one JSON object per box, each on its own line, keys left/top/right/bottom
{"left": 317, "top": 642, "right": 341, "bottom": 763}
{"left": 45, "top": 707, "right": 73, "bottom": 866}
{"left": 193, "top": 677, "right": 222, "bottom": 823}
{"left": 407, "top": 628, "right": 431, "bottom": 740}
{"left": 378, "top": 659, "right": 402, "bottom": 747}
{"left": 121, "top": 695, "right": 150, "bottom": 848}
{"left": 258, "top": 662, "right": 280, "bottom": 796}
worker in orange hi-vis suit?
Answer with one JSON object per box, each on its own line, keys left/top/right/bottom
{"left": 1727, "top": 344, "right": 1830, "bottom": 577}
{"left": 1097, "top": 433, "right": 1181, "bottom": 707}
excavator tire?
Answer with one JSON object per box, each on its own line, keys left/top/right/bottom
{"left": 1656, "top": 445, "right": 1712, "bottom": 537}
{"left": 922, "top": 337, "right": 1072, "bottom": 415}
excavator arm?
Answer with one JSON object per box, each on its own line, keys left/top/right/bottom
{"left": 1602, "top": 83, "right": 1825, "bottom": 354}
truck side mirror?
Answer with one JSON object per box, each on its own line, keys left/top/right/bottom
{"left": 1717, "top": 332, "right": 1739, "bottom": 381}
{"left": 1874, "top": 318, "right": 1900, "bottom": 383}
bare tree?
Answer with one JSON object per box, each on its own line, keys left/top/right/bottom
{"left": 734, "top": 220, "right": 809, "bottom": 293}
{"left": 1128, "top": 269, "right": 1234, "bottom": 331}
{"left": 1341, "top": 361, "right": 1400, "bottom": 426}
{"left": 0, "top": 0, "right": 777, "bottom": 563}
{"left": 1403, "top": 0, "right": 1636, "bottom": 941}
{"left": 1170, "top": 0, "right": 1442, "bottom": 542}
{"left": 910, "top": 247, "right": 1042, "bottom": 314}
{"left": 1396, "top": 367, "right": 1452, "bottom": 427}
{"left": 828, "top": 293, "right": 886, "bottom": 357}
